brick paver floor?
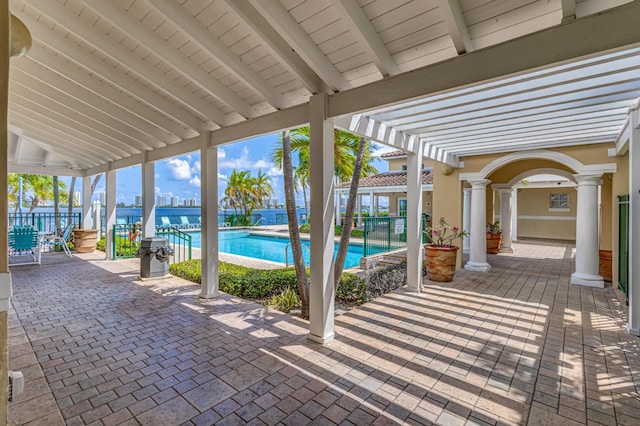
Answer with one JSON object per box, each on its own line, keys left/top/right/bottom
{"left": 7, "top": 239, "right": 640, "bottom": 425}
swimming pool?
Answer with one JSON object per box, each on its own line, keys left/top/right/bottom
{"left": 190, "top": 230, "right": 363, "bottom": 269}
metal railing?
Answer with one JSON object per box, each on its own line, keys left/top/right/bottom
{"left": 275, "top": 213, "right": 287, "bottom": 225}
{"left": 284, "top": 242, "right": 310, "bottom": 266}
{"left": 111, "top": 224, "right": 192, "bottom": 263}
{"left": 253, "top": 217, "right": 267, "bottom": 227}
{"left": 219, "top": 213, "right": 262, "bottom": 227}
{"left": 156, "top": 227, "right": 192, "bottom": 264}
{"left": 363, "top": 215, "right": 430, "bottom": 257}
{"left": 9, "top": 212, "right": 82, "bottom": 234}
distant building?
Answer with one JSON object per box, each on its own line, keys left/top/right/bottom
{"left": 73, "top": 191, "right": 80, "bottom": 206}
{"left": 171, "top": 196, "right": 179, "bottom": 207}
{"left": 156, "top": 195, "right": 167, "bottom": 206}
{"left": 99, "top": 192, "right": 105, "bottom": 205}
{"left": 134, "top": 195, "right": 142, "bottom": 206}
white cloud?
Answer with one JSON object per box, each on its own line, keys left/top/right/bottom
{"left": 166, "top": 158, "right": 193, "bottom": 180}
{"left": 371, "top": 143, "right": 398, "bottom": 158}
{"left": 267, "top": 167, "right": 282, "bottom": 177}
{"left": 217, "top": 148, "right": 226, "bottom": 159}
{"left": 218, "top": 173, "right": 227, "bottom": 180}
{"left": 254, "top": 159, "right": 270, "bottom": 168}
{"left": 219, "top": 147, "right": 276, "bottom": 172}
{"left": 189, "top": 176, "right": 201, "bottom": 187}
{"left": 192, "top": 161, "right": 201, "bottom": 174}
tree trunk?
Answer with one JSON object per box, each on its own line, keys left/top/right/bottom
{"left": 282, "top": 130, "right": 310, "bottom": 319}
{"left": 334, "top": 137, "right": 366, "bottom": 288}
{"left": 53, "top": 176, "right": 60, "bottom": 233}
{"left": 90, "top": 174, "right": 102, "bottom": 198}
{"left": 67, "top": 176, "right": 76, "bottom": 220}
{"left": 302, "top": 187, "right": 308, "bottom": 221}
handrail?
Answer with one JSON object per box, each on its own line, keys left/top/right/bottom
{"left": 285, "top": 242, "right": 310, "bottom": 266}
{"left": 253, "top": 217, "right": 268, "bottom": 227}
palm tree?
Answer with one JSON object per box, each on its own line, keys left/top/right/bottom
{"left": 281, "top": 130, "right": 310, "bottom": 319}
{"left": 252, "top": 169, "right": 274, "bottom": 212}
{"left": 293, "top": 149, "right": 310, "bottom": 216}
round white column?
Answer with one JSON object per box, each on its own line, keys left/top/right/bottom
{"left": 570, "top": 174, "right": 604, "bottom": 288}
{"left": 463, "top": 188, "right": 471, "bottom": 253}
{"left": 465, "top": 179, "right": 491, "bottom": 272}
{"left": 498, "top": 188, "right": 514, "bottom": 253}
{"left": 511, "top": 188, "right": 518, "bottom": 242}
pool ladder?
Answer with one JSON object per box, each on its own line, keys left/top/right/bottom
{"left": 285, "top": 242, "right": 310, "bottom": 266}
{"left": 253, "top": 217, "right": 268, "bottom": 228}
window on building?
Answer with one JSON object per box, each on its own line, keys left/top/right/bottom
{"left": 550, "top": 193, "right": 569, "bottom": 209}
{"left": 402, "top": 165, "right": 407, "bottom": 171}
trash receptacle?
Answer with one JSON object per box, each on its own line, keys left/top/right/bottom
{"left": 139, "top": 237, "right": 173, "bottom": 278}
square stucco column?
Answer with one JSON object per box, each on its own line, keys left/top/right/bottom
{"left": 200, "top": 135, "right": 219, "bottom": 299}
{"left": 511, "top": 188, "right": 518, "bottom": 242}
{"left": 627, "top": 109, "right": 640, "bottom": 335}
{"left": 463, "top": 188, "right": 471, "bottom": 253}
{"left": 571, "top": 174, "right": 604, "bottom": 288}
{"left": 406, "top": 140, "right": 424, "bottom": 292}
{"left": 82, "top": 176, "right": 92, "bottom": 229}
{"left": 309, "top": 93, "right": 335, "bottom": 344}
{"left": 141, "top": 154, "right": 155, "bottom": 238}
{"left": 105, "top": 170, "right": 116, "bottom": 260}
{"left": 465, "top": 179, "right": 491, "bottom": 272}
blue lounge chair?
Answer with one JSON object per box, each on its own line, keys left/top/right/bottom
{"left": 179, "top": 216, "right": 195, "bottom": 229}
{"left": 42, "top": 224, "right": 74, "bottom": 257}
{"left": 8, "top": 225, "right": 41, "bottom": 265}
{"left": 156, "top": 216, "right": 172, "bottom": 229}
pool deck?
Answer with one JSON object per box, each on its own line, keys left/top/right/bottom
{"left": 7, "top": 238, "right": 640, "bottom": 425}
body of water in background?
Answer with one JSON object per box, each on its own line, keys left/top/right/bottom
{"left": 28, "top": 207, "right": 310, "bottom": 227}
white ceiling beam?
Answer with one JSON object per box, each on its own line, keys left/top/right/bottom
{"left": 211, "top": 103, "right": 309, "bottom": 146}
{"left": 146, "top": 136, "right": 202, "bottom": 163}
{"left": 9, "top": 104, "right": 124, "bottom": 160}
{"left": 24, "top": 46, "right": 191, "bottom": 140}
{"left": 12, "top": 16, "right": 207, "bottom": 136}
{"left": 329, "top": 0, "right": 400, "bottom": 77}
{"left": 10, "top": 86, "right": 139, "bottom": 156}
{"left": 11, "top": 73, "right": 158, "bottom": 151}
{"left": 147, "top": 0, "right": 287, "bottom": 110}
{"left": 615, "top": 116, "right": 631, "bottom": 155}
{"left": 9, "top": 116, "right": 107, "bottom": 166}
{"left": 15, "top": 3, "right": 216, "bottom": 130}
{"left": 249, "top": 0, "right": 350, "bottom": 92}
{"left": 455, "top": 137, "right": 615, "bottom": 157}
{"left": 328, "top": 0, "right": 640, "bottom": 117}
{"left": 224, "top": 0, "right": 324, "bottom": 94}
{"left": 335, "top": 114, "right": 460, "bottom": 167}
{"left": 436, "top": 0, "right": 474, "bottom": 54}
{"left": 8, "top": 164, "right": 84, "bottom": 177}
{"left": 13, "top": 59, "right": 174, "bottom": 146}
{"left": 83, "top": 0, "right": 255, "bottom": 120}
{"left": 561, "top": 0, "right": 577, "bottom": 22}
{"left": 13, "top": 134, "right": 23, "bottom": 164}
{"left": 40, "top": 150, "right": 52, "bottom": 167}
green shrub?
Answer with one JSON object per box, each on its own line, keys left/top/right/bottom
{"left": 337, "top": 273, "right": 367, "bottom": 304}
{"left": 96, "top": 236, "right": 106, "bottom": 252}
{"left": 264, "top": 287, "right": 301, "bottom": 313}
{"left": 299, "top": 224, "right": 310, "bottom": 233}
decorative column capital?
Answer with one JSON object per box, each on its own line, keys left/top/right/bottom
{"left": 573, "top": 174, "right": 602, "bottom": 186}
{"left": 496, "top": 188, "right": 513, "bottom": 195}
{"left": 468, "top": 179, "right": 491, "bottom": 189}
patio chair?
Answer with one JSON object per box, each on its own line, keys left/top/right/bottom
{"left": 8, "top": 225, "right": 41, "bottom": 265}
{"left": 41, "top": 223, "right": 74, "bottom": 257}
{"left": 157, "top": 216, "right": 172, "bottom": 229}
{"left": 179, "top": 216, "right": 195, "bottom": 229}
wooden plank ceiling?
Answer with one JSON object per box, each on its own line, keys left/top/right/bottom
{"left": 6, "top": 0, "right": 637, "bottom": 172}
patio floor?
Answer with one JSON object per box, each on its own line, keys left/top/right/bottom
{"left": 7, "top": 239, "right": 640, "bottom": 425}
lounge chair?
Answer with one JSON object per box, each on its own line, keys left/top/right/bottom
{"left": 41, "top": 223, "right": 74, "bottom": 257}
{"left": 8, "top": 225, "right": 41, "bottom": 265}
{"left": 179, "top": 216, "right": 195, "bottom": 229}
{"left": 156, "top": 216, "right": 172, "bottom": 229}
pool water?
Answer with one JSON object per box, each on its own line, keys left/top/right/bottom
{"left": 190, "top": 230, "right": 363, "bottom": 268}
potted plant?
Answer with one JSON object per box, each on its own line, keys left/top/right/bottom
{"left": 486, "top": 221, "right": 502, "bottom": 254}
{"left": 424, "top": 217, "right": 467, "bottom": 282}
{"left": 72, "top": 227, "right": 99, "bottom": 253}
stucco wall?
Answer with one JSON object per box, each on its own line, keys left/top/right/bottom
{"left": 517, "top": 187, "right": 577, "bottom": 240}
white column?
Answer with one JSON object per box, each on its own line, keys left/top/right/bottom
{"left": 93, "top": 201, "right": 102, "bottom": 239}
{"left": 141, "top": 154, "right": 155, "bottom": 238}
{"left": 511, "top": 188, "right": 518, "bottom": 242}
{"left": 571, "top": 174, "right": 604, "bottom": 288}
{"left": 369, "top": 190, "right": 374, "bottom": 219}
{"left": 462, "top": 188, "right": 471, "bottom": 253}
{"left": 356, "top": 194, "right": 362, "bottom": 227}
{"left": 201, "top": 135, "right": 219, "bottom": 299}
{"left": 105, "top": 171, "right": 116, "bottom": 260}
{"left": 406, "top": 139, "right": 424, "bottom": 292}
{"left": 309, "top": 94, "right": 335, "bottom": 344}
{"left": 465, "top": 179, "right": 491, "bottom": 272}
{"left": 498, "top": 188, "right": 514, "bottom": 253}
{"left": 335, "top": 190, "right": 341, "bottom": 226}
{"left": 82, "top": 176, "right": 92, "bottom": 229}
{"left": 627, "top": 109, "right": 640, "bottom": 335}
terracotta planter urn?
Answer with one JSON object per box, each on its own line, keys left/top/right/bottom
{"left": 73, "top": 229, "right": 99, "bottom": 253}
{"left": 424, "top": 245, "right": 459, "bottom": 282}
{"left": 486, "top": 232, "right": 502, "bottom": 254}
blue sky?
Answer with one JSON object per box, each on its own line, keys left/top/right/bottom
{"left": 78, "top": 132, "right": 392, "bottom": 206}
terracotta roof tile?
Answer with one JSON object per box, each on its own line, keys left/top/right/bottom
{"left": 336, "top": 169, "right": 433, "bottom": 189}
{"left": 380, "top": 150, "right": 408, "bottom": 158}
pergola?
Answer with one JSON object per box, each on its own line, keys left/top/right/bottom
{"left": 3, "top": 0, "right": 640, "bottom": 353}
